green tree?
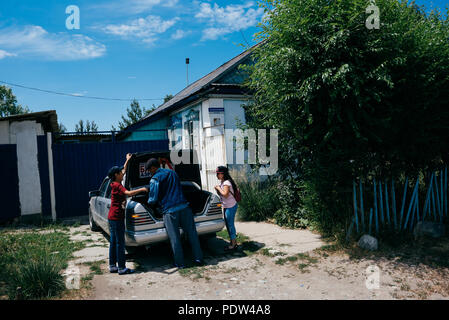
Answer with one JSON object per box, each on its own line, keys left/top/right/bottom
{"left": 113, "top": 95, "right": 172, "bottom": 131}
{"left": 163, "top": 94, "right": 173, "bottom": 103}
{"left": 57, "top": 123, "right": 67, "bottom": 133}
{"left": 243, "top": 0, "right": 449, "bottom": 236}
{"left": 0, "top": 85, "right": 30, "bottom": 117}
{"left": 75, "top": 120, "right": 98, "bottom": 133}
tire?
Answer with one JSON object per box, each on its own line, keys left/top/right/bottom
{"left": 199, "top": 232, "right": 216, "bottom": 242}
{"left": 125, "top": 246, "right": 139, "bottom": 255}
{"left": 89, "top": 208, "right": 100, "bottom": 231}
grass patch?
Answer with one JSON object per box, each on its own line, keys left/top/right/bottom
{"left": 275, "top": 252, "right": 319, "bottom": 267}
{"left": 83, "top": 261, "right": 103, "bottom": 275}
{"left": 217, "top": 230, "right": 261, "bottom": 256}
{"left": 217, "top": 230, "right": 250, "bottom": 243}
{"left": 0, "top": 229, "right": 85, "bottom": 299}
{"left": 223, "top": 267, "right": 239, "bottom": 274}
{"left": 178, "top": 266, "right": 206, "bottom": 280}
{"left": 298, "top": 263, "right": 311, "bottom": 273}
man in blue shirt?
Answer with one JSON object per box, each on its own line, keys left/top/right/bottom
{"left": 144, "top": 158, "right": 205, "bottom": 268}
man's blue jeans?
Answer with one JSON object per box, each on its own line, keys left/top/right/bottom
{"left": 224, "top": 203, "right": 238, "bottom": 241}
{"left": 109, "top": 219, "right": 126, "bottom": 269}
{"left": 163, "top": 206, "right": 203, "bottom": 267}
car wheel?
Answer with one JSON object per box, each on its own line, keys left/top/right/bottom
{"left": 199, "top": 232, "right": 216, "bottom": 243}
{"left": 89, "top": 208, "right": 100, "bottom": 231}
{"left": 125, "top": 246, "right": 138, "bottom": 255}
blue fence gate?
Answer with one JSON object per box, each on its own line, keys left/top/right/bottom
{"left": 52, "top": 139, "right": 168, "bottom": 218}
{"left": 0, "top": 144, "right": 20, "bottom": 221}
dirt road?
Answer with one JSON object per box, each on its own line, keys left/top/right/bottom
{"left": 63, "top": 222, "right": 449, "bottom": 300}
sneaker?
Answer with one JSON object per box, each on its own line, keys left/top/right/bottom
{"left": 173, "top": 263, "right": 185, "bottom": 270}
{"left": 109, "top": 266, "right": 118, "bottom": 273}
{"left": 194, "top": 260, "right": 206, "bottom": 267}
{"left": 118, "top": 268, "right": 135, "bottom": 275}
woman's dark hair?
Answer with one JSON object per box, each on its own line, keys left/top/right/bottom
{"left": 216, "top": 166, "right": 237, "bottom": 193}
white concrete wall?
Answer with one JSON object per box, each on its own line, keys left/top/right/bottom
{"left": 0, "top": 121, "right": 10, "bottom": 144}
{"left": 9, "top": 120, "right": 42, "bottom": 216}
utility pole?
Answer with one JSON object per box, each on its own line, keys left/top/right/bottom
{"left": 186, "top": 57, "right": 189, "bottom": 86}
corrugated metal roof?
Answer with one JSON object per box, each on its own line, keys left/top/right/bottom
{"left": 0, "top": 110, "right": 59, "bottom": 132}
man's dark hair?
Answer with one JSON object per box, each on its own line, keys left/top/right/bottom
{"left": 145, "top": 158, "right": 160, "bottom": 170}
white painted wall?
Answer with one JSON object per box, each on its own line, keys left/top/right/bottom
{"left": 0, "top": 121, "right": 9, "bottom": 144}
{"left": 9, "top": 120, "right": 42, "bottom": 216}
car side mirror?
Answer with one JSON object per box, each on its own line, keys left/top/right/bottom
{"left": 89, "top": 190, "right": 100, "bottom": 198}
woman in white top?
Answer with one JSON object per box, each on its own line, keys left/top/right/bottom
{"left": 214, "top": 166, "right": 239, "bottom": 251}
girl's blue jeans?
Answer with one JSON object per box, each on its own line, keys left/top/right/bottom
{"left": 224, "top": 203, "right": 238, "bottom": 241}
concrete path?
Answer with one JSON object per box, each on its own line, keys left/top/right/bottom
{"left": 234, "top": 221, "right": 324, "bottom": 255}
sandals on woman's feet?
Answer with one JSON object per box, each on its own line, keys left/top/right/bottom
{"left": 118, "top": 268, "right": 135, "bottom": 275}
{"left": 224, "top": 245, "right": 238, "bottom": 252}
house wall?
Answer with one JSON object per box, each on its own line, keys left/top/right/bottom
{"left": 3, "top": 120, "right": 44, "bottom": 216}
{"left": 121, "top": 117, "right": 169, "bottom": 142}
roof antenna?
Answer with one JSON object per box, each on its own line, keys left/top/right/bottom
{"left": 186, "top": 58, "right": 190, "bottom": 86}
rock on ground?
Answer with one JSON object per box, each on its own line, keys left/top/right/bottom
{"left": 358, "top": 235, "right": 378, "bottom": 251}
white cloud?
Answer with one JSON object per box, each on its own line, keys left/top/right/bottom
{"left": 0, "top": 49, "right": 17, "bottom": 59}
{"left": 92, "top": 0, "right": 179, "bottom": 14}
{"left": 103, "top": 15, "right": 179, "bottom": 44}
{"left": 171, "top": 29, "right": 191, "bottom": 40}
{"left": 0, "top": 26, "right": 106, "bottom": 61}
{"left": 195, "top": 1, "right": 264, "bottom": 41}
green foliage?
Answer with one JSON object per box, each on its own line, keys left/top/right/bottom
{"left": 114, "top": 94, "right": 172, "bottom": 131}
{"left": 57, "top": 123, "right": 67, "bottom": 133}
{"left": 11, "top": 257, "right": 65, "bottom": 300}
{"left": 0, "top": 230, "right": 84, "bottom": 299}
{"left": 243, "top": 0, "right": 449, "bottom": 236}
{"left": 232, "top": 171, "right": 281, "bottom": 222}
{"left": 75, "top": 119, "right": 98, "bottom": 133}
{"left": 0, "top": 85, "right": 30, "bottom": 117}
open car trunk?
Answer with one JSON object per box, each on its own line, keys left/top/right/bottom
{"left": 125, "top": 150, "right": 211, "bottom": 219}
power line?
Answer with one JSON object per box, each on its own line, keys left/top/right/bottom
{"left": 240, "top": 30, "right": 251, "bottom": 48}
{"left": 0, "top": 80, "right": 164, "bottom": 102}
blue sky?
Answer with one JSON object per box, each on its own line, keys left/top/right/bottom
{"left": 0, "top": 0, "right": 447, "bottom": 131}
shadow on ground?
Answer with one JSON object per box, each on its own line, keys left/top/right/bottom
{"left": 318, "top": 230, "right": 449, "bottom": 270}
{"left": 100, "top": 230, "right": 265, "bottom": 274}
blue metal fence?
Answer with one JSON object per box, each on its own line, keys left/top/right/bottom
{"left": 37, "top": 136, "right": 52, "bottom": 217}
{"left": 0, "top": 144, "right": 20, "bottom": 221}
{"left": 52, "top": 139, "right": 169, "bottom": 218}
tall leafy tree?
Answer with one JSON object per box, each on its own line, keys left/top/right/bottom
{"left": 58, "top": 123, "right": 67, "bottom": 133}
{"left": 113, "top": 95, "right": 172, "bottom": 131}
{"left": 243, "top": 0, "right": 449, "bottom": 235}
{"left": 75, "top": 119, "right": 98, "bottom": 133}
{"left": 0, "top": 85, "right": 30, "bottom": 117}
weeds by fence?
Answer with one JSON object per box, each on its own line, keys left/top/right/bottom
{"left": 350, "top": 168, "right": 448, "bottom": 238}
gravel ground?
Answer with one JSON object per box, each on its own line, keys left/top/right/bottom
{"left": 59, "top": 222, "right": 449, "bottom": 300}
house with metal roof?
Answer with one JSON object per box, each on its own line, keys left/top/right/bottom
{"left": 119, "top": 41, "right": 263, "bottom": 192}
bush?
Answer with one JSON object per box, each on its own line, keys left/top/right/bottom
{"left": 231, "top": 169, "right": 281, "bottom": 221}
{"left": 11, "top": 257, "right": 65, "bottom": 300}
{"left": 243, "top": 0, "right": 449, "bottom": 237}
{"left": 0, "top": 230, "right": 84, "bottom": 299}
{"left": 273, "top": 179, "right": 310, "bottom": 229}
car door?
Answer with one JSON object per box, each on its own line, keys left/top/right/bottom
{"left": 96, "top": 178, "right": 110, "bottom": 228}
{"left": 103, "top": 182, "right": 112, "bottom": 221}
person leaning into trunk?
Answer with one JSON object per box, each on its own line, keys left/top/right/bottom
{"left": 144, "top": 158, "right": 205, "bottom": 269}
{"left": 215, "top": 166, "right": 239, "bottom": 251}
{"left": 107, "top": 153, "right": 147, "bottom": 275}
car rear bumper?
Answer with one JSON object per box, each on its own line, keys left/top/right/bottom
{"left": 125, "top": 218, "right": 225, "bottom": 246}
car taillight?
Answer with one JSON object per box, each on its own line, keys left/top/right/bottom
{"left": 130, "top": 212, "right": 155, "bottom": 225}
{"left": 206, "top": 202, "right": 223, "bottom": 216}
